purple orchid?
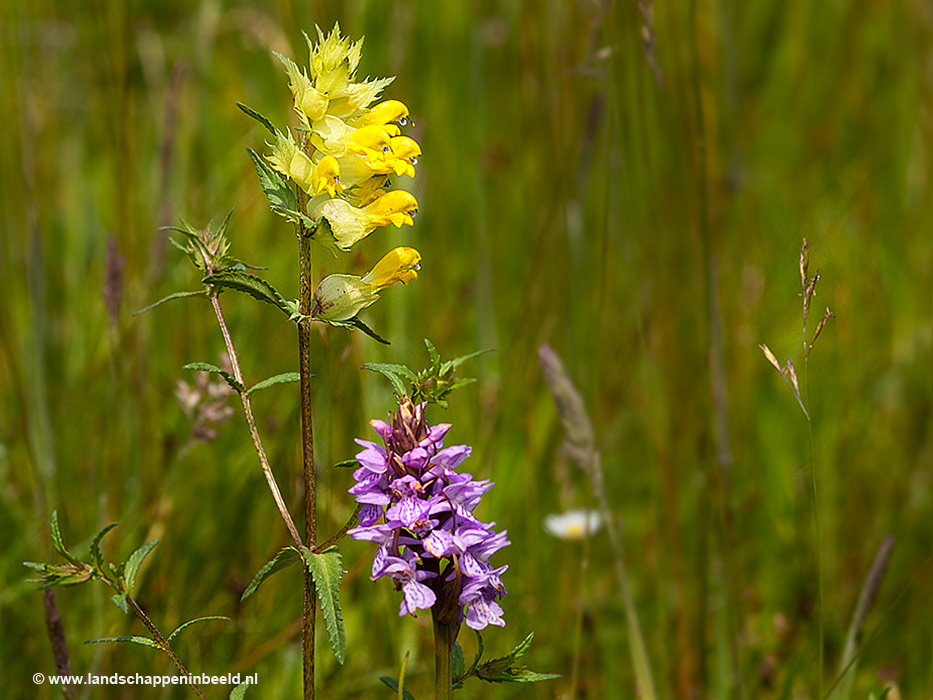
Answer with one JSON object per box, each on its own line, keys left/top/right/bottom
{"left": 348, "top": 399, "right": 509, "bottom": 631}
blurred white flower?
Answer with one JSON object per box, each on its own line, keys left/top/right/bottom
{"left": 543, "top": 510, "right": 602, "bottom": 540}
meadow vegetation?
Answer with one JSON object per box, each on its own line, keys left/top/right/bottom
{"left": 1, "top": 1, "right": 930, "bottom": 698}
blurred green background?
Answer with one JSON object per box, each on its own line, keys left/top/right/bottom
{"left": 1, "top": 0, "right": 930, "bottom": 698}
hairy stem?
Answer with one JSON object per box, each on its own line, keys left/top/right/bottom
{"left": 298, "top": 225, "right": 317, "bottom": 700}
{"left": 43, "top": 589, "right": 76, "bottom": 700}
{"left": 126, "top": 595, "right": 206, "bottom": 700}
{"left": 209, "top": 293, "right": 304, "bottom": 549}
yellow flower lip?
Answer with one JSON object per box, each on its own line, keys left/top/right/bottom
{"left": 362, "top": 247, "right": 422, "bottom": 290}
{"left": 348, "top": 124, "right": 402, "bottom": 159}
{"left": 363, "top": 190, "right": 419, "bottom": 228}
{"left": 313, "top": 155, "right": 343, "bottom": 197}
{"left": 354, "top": 99, "right": 410, "bottom": 127}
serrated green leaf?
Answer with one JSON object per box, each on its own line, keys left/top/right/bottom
{"left": 361, "top": 363, "right": 417, "bottom": 396}
{"left": 167, "top": 616, "right": 231, "bottom": 643}
{"left": 90, "top": 523, "right": 118, "bottom": 572}
{"left": 111, "top": 593, "right": 129, "bottom": 614}
{"left": 85, "top": 635, "right": 161, "bottom": 650}
{"left": 230, "top": 680, "right": 252, "bottom": 700}
{"left": 452, "top": 642, "right": 466, "bottom": 684}
{"left": 183, "top": 362, "right": 245, "bottom": 393}
{"left": 246, "top": 148, "right": 315, "bottom": 229}
{"left": 475, "top": 632, "right": 560, "bottom": 684}
{"left": 49, "top": 511, "right": 81, "bottom": 566}
{"left": 241, "top": 546, "right": 300, "bottom": 602}
{"left": 378, "top": 677, "right": 416, "bottom": 700}
{"left": 237, "top": 102, "right": 277, "bottom": 135}
{"left": 133, "top": 290, "right": 208, "bottom": 316}
{"left": 424, "top": 338, "right": 441, "bottom": 372}
{"left": 202, "top": 270, "right": 295, "bottom": 318}
{"left": 299, "top": 545, "right": 345, "bottom": 664}
{"left": 246, "top": 372, "right": 301, "bottom": 396}
{"left": 124, "top": 540, "right": 158, "bottom": 595}
{"left": 506, "top": 631, "right": 535, "bottom": 660}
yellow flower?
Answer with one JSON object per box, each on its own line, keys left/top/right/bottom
{"left": 267, "top": 133, "right": 343, "bottom": 197}
{"left": 362, "top": 246, "right": 421, "bottom": 290}
{"left": 347, "top": 124, "right": 402, "bottom": 161}
{"left": 363, "top": 190, "right": 418, "bottom": 228}
{"left": 348, "top": 99, "right": 410, "bottom": 128}
{"left": 313, "top": 156, "right": 343, "bottom": 198}
{"left": 313, "top": 247, "right": 421, "bottom": 322}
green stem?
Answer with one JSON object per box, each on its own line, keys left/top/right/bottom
{"left": 298, "top": 225, "right": 317, "bottom": 700}
{"left": 431, "top": 609, "right": 455, "bottom": 700}
{"left": 209, "top": 294, "right": 304, "bottom": 549}
{"left": 126, "top": 595, "right": 207, "bottom": 700}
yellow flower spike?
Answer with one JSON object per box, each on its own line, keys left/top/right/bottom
{"left": 312, "top": 155, "right": 343, "bottom": 197}
{"left": 362, "top": 247, "right": 422, "bottom": 290}
{"left": 363, "top": 190, "right": 419, "bottom": 228}
{"left": 347, "top": 124, "right": 402, "bottom": 161}
{"left": 350, "top": 100, "right": 410, "bottom": 128}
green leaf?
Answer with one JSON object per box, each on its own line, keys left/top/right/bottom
{"left": 230, "top": 680, "right": 252, "bottom": 700}
{"left": 183, "top": 362, "right": 245, "bottom": 393}
{"left": 299, "top": 545, "right": 346, "bottom": 664}
{"left": 332, "top": 459, "right": 358, "bottom": 469}
{"left": 49, "top": 511, "right": 81, "bottom": 566}
{"left": 111, "top": 593, "right": 129, "bottom": 614}
{"left": 167, "top": 616, "right": 231, "bottom": 643}
{"left": 246, "top": 372, "right": 301, "bottom": 397}
{"left": 85, "top": 635, "right": 161, "bottom": 650}
{"left": 241, "top": 546, "right": 300, "bottom": 602}
{"left": 237, "top": 102, "right": 277, "bottom": 136}
{"left": 378, "top": 677, "right": 417, "bottom": 700}
{"left": 345, "top": 317, "right": 390, "bottom": 344}
{"left": 452, "top": 642, "right": 466, "bottom": 685}
{"left": 133, "top": 290, "right": 208, "bottom": 316}
{"left": 124, "top": 540, "right": 158, "bottom": 595}
{"left": 202, "top": 270, "right": 295, "bottom": 318}
{"left": 424, "top": 338, "right": 441, "bottom": 372}
{"left": 475, "top": 632, "right": 560, "bottom": 684}
{"left": 361, "top": 362, "right": 417, "bottom": 396}
{"left": 246, "top": 148, "right": 315, "bottom": 229}
{"left": 90, "top": 523, "right": 118, "bottom": 572}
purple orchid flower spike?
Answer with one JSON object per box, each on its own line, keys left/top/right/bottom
{"left": 347, "top": 398, "right": 509, "bottom": 631}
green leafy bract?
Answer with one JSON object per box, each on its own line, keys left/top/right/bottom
{"left": 246, "top": 148, "right": 315, "bottom": 229}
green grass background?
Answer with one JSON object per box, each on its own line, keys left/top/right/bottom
{"left": 1, "top": 0, "right": 930, "bottom": 698}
